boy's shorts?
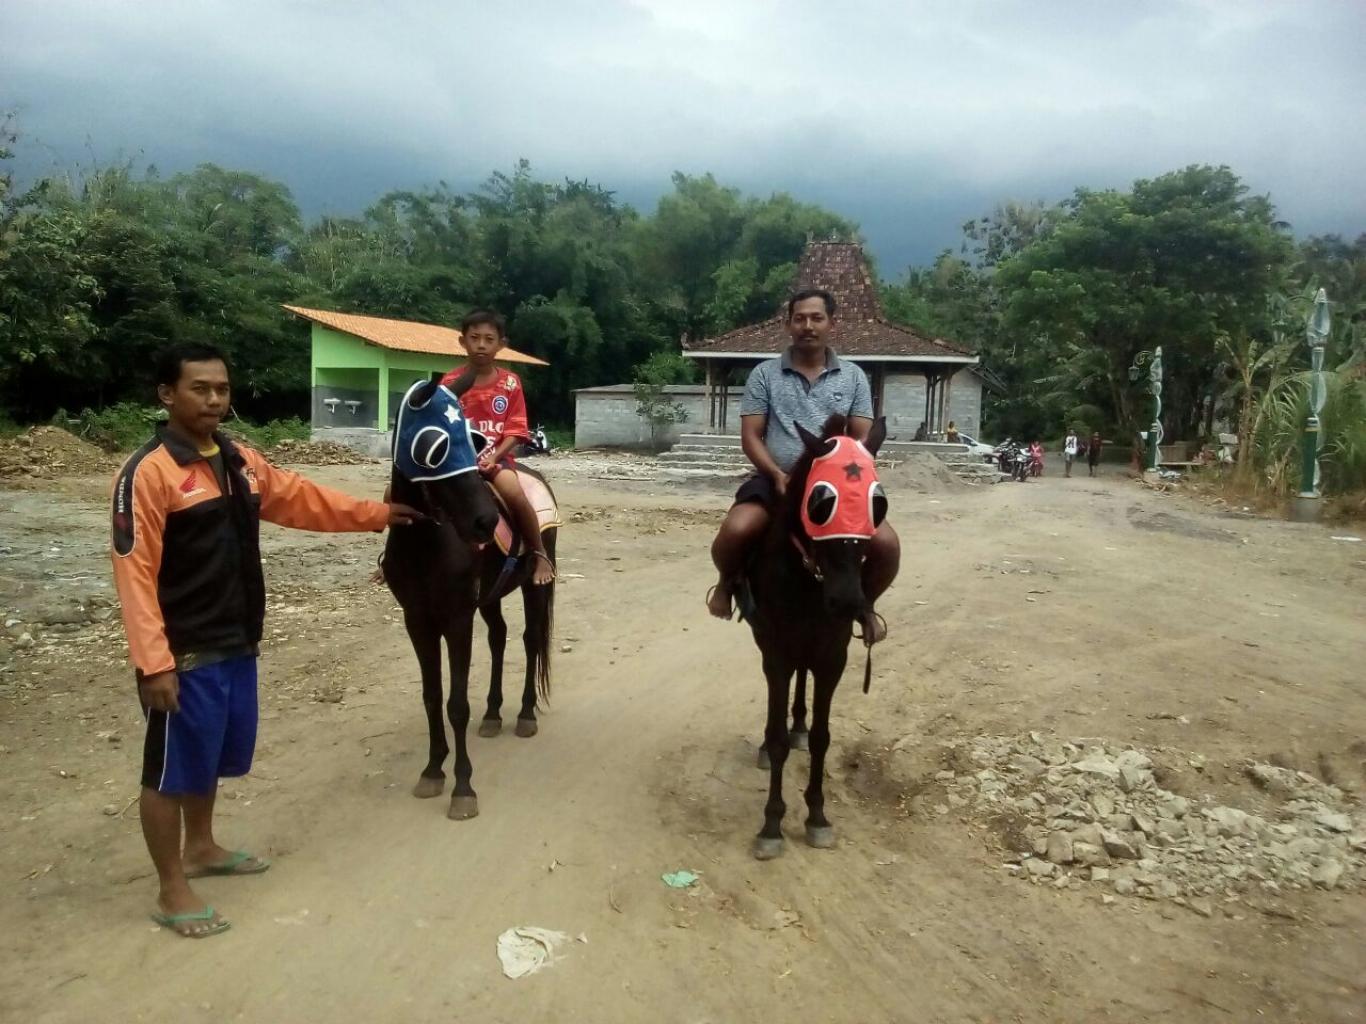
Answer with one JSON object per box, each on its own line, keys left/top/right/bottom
{"left": 141, "top": 654, "right": 258, "bottom": 795}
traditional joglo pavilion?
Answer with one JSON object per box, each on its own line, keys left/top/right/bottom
{"left": 681, "top": 241, "right": 984, "bottom": 441}
{"left": 284, "top": 305, "right": 547, "bottom": 456}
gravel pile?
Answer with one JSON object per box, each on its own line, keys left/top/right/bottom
{"left": 937, "top": 733, "right": 1362, "bottom": 910}
{"left": 263, "top": 439, "right": 376, "bottom": 466}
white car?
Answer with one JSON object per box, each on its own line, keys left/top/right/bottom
{"left": 954, "top": 433, "right": 997, "bottom": 461}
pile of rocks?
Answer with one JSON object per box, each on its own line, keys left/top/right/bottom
{"left": 264, "top": 439, "right": 375, "bottom": 466}
{"left": 936, "top": 733, "right": 1362, "bottom": 909}
{"left": 0, "top": 427, "right": 115, "bottom": 480}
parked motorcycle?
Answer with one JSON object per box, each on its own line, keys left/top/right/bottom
{"left": 993, "top": 438, "right": 1016, "bottom": 473}
{"left": 520, "top": 424, "right": 553, "bottom": 457}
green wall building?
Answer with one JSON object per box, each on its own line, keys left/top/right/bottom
{"left": 285, "top": 305, "right": 546, "bottom": 456}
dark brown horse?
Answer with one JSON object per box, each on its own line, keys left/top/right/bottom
{"left": 383, "top": 376, "right": 555, "bottom": 820}
{"left": 742, "top": 414, "right": 888, "bottom": 859}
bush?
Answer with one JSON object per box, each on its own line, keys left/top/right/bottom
{"left": 223, "top": 416, "right": 309, "bottom": 450}
{"left": 56, "top": 403, "right": 165, "bottom": 452}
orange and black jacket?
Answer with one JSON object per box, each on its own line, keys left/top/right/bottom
{"left": 111, "top": 427, "right": 388, "bottom": 679}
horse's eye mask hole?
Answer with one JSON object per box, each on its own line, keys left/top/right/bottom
{"left": 412, "top": 426, "right": 451, "bottom": 470}
{"left": 806, "top": 481, "right": 839, "bottom": 527}
{"left": 870, "top": 482, "right": 888, "bottom": 526}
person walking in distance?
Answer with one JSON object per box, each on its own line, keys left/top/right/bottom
{"left": 1063, "top": 428, "right": 1080, "bottom": 478}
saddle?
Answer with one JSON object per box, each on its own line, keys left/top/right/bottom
{"left": 489, "top": 468, "right": 562, "bottom": 557}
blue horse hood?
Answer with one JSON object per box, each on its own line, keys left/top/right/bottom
{"left": 393, "top": 381, "right": 481, "bottom": 482}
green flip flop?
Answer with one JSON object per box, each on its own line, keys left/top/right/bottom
{"left": 185, "top": 850, "right": 271, "bottom": 878}
{"left": 151, "top": 906, "right": 231, "bottom": 938}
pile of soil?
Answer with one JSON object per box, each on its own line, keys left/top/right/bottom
{"left": 0, "top": 427, "right": 117, "bottom": 481}
{"left": 264, "top": 439, "right": 376, "bottom": 466}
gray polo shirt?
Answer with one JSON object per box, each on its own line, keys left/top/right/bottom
{"left": 740, "top": 348, "right": 873, "bottom": 472}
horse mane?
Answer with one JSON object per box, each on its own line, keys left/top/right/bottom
{"left": 781, "top": 414, "right": 851, "bottom": 539}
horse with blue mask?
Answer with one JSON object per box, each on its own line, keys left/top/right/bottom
{"left": 384, "top": 374, "right": 553, "bottom": 820}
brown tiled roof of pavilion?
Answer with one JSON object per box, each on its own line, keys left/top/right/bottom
{"left": 283, "top": 305, "right": 549, "bottom": 366}
{"left": 683, "top": 240, "right": 974, "bottom": 359}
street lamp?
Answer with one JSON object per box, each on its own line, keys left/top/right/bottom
{"left": 1299, "top": 288, "right": 1331, "bottom": 507}
{"left": 1128, "top": 346, "right": 1163, "bottom": 472}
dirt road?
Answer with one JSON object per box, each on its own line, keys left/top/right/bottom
{"left": 1, "top": 455, "right": 1363, "bottom": 1023}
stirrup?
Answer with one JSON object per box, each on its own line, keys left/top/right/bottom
{"left": 854, "top": 611, "right": 887, "bottom": 647}
{"left": 530, "top": 549, "right": 556, "bottom": 582}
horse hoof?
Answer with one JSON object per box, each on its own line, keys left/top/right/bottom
{"left": 515, "top": 717, "right": 538, "bottom": 738}
{"left": 805, "top": 825, "right": 836, "bottom": 849}
{"left": 477, "top": 717, "right": 502, "bottom": 738}
{"left": 447, "top": 795, "right": 480, "bottom": 820}
{"left": 752, "top": 836, "right": 785, "bottom": 861}
{"left": 756, "top": 748, "right": 771, "bottom": 770}
{"left": 790, "top": 730, "right": 810, "bottom": 752}
{"left": 411, "top": 776, "right": 444, "bottom": 799}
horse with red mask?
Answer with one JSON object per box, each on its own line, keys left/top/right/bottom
{"left": 740, "top": 413, "right": 889, "bottom": 859}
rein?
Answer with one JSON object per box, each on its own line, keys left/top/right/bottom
{"left": 786, "top": 530, "right": 875, "bottom": 695}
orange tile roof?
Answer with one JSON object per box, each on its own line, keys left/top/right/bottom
{"left": 284, "top": 305, "right": 549, "bottom": 366}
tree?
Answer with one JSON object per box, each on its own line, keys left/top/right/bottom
{"left": 631, "top": 351, "right": 693, "bottom": 451}
{"left": 998, "top": 166, "right": 1294, "bottom": 438}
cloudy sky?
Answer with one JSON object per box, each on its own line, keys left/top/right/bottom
{"left": 4, "top": 0, "right": 1364, "bottom": 271}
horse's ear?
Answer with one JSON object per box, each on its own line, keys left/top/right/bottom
{"left": 408, "top": 379, "right": 440, "bottom": 409}
{"left": 445, "top": 367, "right": 478, "bottom": 399}
{"left": 797, "top": 422, "right": 826, "bottom": 454}
{"left": 864, "top": 417, "right": 888, "bottom": 457}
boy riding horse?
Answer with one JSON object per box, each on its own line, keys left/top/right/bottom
{"left": 706, "top": 289, "right": 899, "bottom": 643}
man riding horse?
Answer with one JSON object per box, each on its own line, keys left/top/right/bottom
{"left": 706, "top": 289, "right": 900, "bottom": 643}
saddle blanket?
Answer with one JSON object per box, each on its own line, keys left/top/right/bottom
{"left": 492, "top": 468, "right": 562, "bottom": 556}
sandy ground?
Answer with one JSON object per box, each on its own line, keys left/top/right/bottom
{"left": 1, "top": 453, "right": 1363, "bottom": 1024}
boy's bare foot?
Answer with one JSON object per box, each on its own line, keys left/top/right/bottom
{"left": 531, "top": 550, "right": 555, "bottom": 586}
{"left": 706, "top": 581, "right": 734, "bottom": 620}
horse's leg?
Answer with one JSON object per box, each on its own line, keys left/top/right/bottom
{"left": 406, "top": 612, "right": 447, "bottom": 798}
{"left": 761, "top": 666, "right": 808, "bottom": 766}
{"left": 803, "top": 663, "right": 842, "bottom": 849}
{"left": 514, "top": 552, "right": 553, "bottom": 738}
{"left": 445, "top": 613, "right": 479, "bottom": 820}
{"left": 790, "top": 667, "right": 810, "bottom": 751}
{"left": 754, "top": 653, "right": 793, "bottom": 860}
{"left": 477, "top": 600, "right": 507, "bottom": 738}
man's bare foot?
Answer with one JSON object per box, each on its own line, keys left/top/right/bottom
{"left": 531, "top": 550, "right": 556, "bottom": 586}
{"left": 706, "top": 582, "right": 734, "bottom": 620}
{"left": 860, "top": 610, "right": 887, "bottom": 645}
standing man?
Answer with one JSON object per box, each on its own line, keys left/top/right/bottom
{"left": 1063, "top": 427, "right": 1080, "bottom": 478}
{"left": 112, "top": 343, "right": 419, "bottom": 938}
{"left": 1087, "top": 431, "right": 1103, "bottom": 477}
{"left": 704, "top": 289, "right": 899, "bottom": 643}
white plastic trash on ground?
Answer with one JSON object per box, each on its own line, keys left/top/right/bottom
{"left": 497, "top": 926, "right": 572, "bottom": 979}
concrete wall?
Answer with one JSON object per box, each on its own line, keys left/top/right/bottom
{"left": 882, "top": 369, "right": 983, "bottom": 440}
{"left": 574, "top": 374, "right": 984, "bottom": 448}
{"left": 574, "top": 386, "right": 742, "bottom": 449}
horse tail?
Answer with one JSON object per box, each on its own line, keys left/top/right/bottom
{"left": 533, "top": 529, "right": 557, "bottom": 705}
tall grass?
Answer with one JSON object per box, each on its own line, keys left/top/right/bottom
{"left": 1248, "top": 369, "right": 1366, "bottom": 497}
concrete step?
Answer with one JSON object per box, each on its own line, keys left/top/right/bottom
{"left": 658, "top": 446, "right": 750, "bottom": 461}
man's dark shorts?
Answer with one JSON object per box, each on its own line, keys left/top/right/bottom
{"left": 734, "top": 473, "right": 777, "bottom": 509}
{"left": 141, "top": 654, "right": 258, "bottom": 794}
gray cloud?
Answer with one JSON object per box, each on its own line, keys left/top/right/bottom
{"left": 4, "top": 0, "right": 1364, "bottom": 269}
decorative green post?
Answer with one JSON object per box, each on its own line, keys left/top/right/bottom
{"left": 1298, "top": 289, "right": 1331, "bottom": 504}
{"left": 1128, "top": 347, "right": 1163, "bottom": 471}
